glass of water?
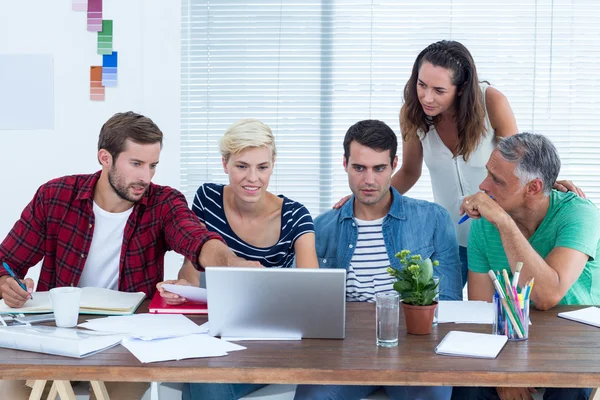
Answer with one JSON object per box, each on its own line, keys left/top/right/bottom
{"left": 376, "top": 292, "right": 400, "bottom": 347}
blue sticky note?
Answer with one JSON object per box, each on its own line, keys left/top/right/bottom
{"left": 102, "top": 51, "right": 118, "bottom": 68}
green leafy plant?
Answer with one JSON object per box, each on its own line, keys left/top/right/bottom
{"left": 387, "top": 249, "right": 440, "bottom": 306}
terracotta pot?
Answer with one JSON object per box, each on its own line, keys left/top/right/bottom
{"left": 402, "top": 301, "right": 438, "bottom": 335}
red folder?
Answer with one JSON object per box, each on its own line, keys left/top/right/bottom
{"left": 148, "top": 291, "right": 208, "bottom": 314}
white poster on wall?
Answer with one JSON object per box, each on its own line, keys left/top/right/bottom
{"left": 0, "top": 54, "right": 54, "bottom": 130}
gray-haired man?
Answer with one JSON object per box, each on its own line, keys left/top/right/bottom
{"left": 456, "top": 133, "right": 597, "bottom": 400}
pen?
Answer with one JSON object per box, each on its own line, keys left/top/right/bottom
{"left": 457, "top": 214, "right": 470, "bottom": 225}
{"left": 458, "top": 195, "right": 494, "bottom": 225}
{"left": 2, "top": 262, "right": 32, "bottom": 300}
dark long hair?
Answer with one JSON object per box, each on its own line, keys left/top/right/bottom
{"left": 400, "top": 40, "right": 486, "bottom": 161}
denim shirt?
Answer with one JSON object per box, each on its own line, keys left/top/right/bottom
{"left": 314, "top": 188, "right": 463, "bottom": 301}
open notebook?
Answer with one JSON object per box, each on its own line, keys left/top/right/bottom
{"left": 435, "top": 331, "right": 508, "bottom": 359}
{"left": 558, "top": 307, "right": 600, "bottom": 328}
{"left": 0, "top": 287, "right": 145, "bottom": 315}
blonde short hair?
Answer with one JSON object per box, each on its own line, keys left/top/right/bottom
{"left": 219, "top": 119, "right": 277, "bottom": 162}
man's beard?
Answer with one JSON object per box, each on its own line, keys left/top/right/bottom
{"left": 108, "top": 168, "right": 148, "bottom": 203}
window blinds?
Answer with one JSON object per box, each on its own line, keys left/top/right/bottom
{"left": 181, "top": 0, "right": 600, "bottom": 216}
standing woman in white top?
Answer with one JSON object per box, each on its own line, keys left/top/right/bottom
{"left": 394, "top": 40, "right": 582, "bottom": 286}
{"left": 336, "top": 40, "right": 583, "bottom": 287}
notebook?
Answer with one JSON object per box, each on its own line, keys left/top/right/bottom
{"left": 0, "top": 287, "right": 145, "bottom": 315}
{"left": 435, "top": 331, "right": 508, "bottom": 359}
{"left": 148, "top": 291, "right": 208, "bottom": 314}
{"left": 0, "top": 325, "right": 123, "bottom": 358}
{"left": 557, "top": 307, "right": 600, "bottom": 328}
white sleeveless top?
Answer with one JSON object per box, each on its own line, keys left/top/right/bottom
{"left": 419, "top": 82, "right": 496, "bottom": 247}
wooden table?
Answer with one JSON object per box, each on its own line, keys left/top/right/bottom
{"left": 1, "top": 302, "right": 599, "bottom": 388}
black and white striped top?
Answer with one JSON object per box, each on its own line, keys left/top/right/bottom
{"left": 346, "top": 217, "right": 394, "bottom": 302}
{"left": 192, "top": 183, "right": 315, "bottom": 268}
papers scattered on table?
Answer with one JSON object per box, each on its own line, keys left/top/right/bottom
{"left": 435, "top": 331, "right": 508, "bottom": 359}
{"left": 437, "top": 301, "right": 495, "bottom": 324}
{"left": 79, "top": 314, "right": 244, "bottom": 363}
{"left": 0, "top": 325, "right": 123, "bottom": 358}
{"left": 122, "top": 334, "right": 246, "bottom": 363}
{"left": 0, "top": 311, "right": 244, "bottom": 362}
{"left": 79, "top": 314, "right": 207, "bottom": 340}
{"left": 558, "top": 307, "right": 600, "bottom": 328}
{"left": 161, "top": 284, "right": 207, "bottom": 303}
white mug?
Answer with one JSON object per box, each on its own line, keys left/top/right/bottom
{"left": 49, "top": 287, "right": 82, "bottom": 328}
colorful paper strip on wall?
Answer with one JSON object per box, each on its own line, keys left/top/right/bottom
{"left": 76, "top": 0, "right": 119, "bottom": 101}
{"left": 87, "top": 0, "right": 102, "bottom": 32}
{"left": 102, "top": 52, "right": 118, "bottom": 87}
{"left": 72, "top": 0, "right": 87, "bottom": 11}
{"left": 98, "top": 20, "right": 113, "bottom": 55}
{"left": 90, "top": 66, "right": 105, "bottom": 101}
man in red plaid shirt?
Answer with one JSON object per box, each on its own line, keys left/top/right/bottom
{"left": 0, "top": 111, "right": 258, "bottom": 307}
{"left": 0, "top": 111, "right": 259, "bottom": 399}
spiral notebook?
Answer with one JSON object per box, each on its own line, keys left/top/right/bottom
{"left": 435, "top": 331, "right": 508, "bottom": 359}
{"left": 557, "top": 307, "right": 600, "bottom": 328}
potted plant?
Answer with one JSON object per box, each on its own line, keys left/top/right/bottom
{"left": 387, "top": 249, "right": 440, "bottom": 335}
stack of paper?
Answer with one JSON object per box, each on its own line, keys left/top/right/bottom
{"left": 435, "top": 331, "right": 508, "bottom": 359}
{"left": 0, "top": 287, "right": 145, "bottom": 316}
{"left": 0, "top": 325, "right": 122, "bottom": 358}
{"left": 437, "top": 301, "right": 495, "bottom": 324}
{"left": 80, "top": 313, "right": 245, "bottom": 363}
{"left": 79, "top": 314, "right": 207, "bottom": 340}
{"left": 558, "top": 307, "right": 600, "bottom": 328}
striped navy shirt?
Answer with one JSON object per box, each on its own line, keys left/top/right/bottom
{"left": 346, "top": 217, "right": 394, "bottom": 302}
{"left": 192, "top": 183, "right": 315, "bottom": 268}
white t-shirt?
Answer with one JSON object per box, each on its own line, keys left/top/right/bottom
{"left": 78, "top": 202, "right": 133, "bottom": 290}
{"left": 346, "top": 217, "right": 394, "bottom": 303}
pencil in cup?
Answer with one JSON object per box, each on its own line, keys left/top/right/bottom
{"left": 488, "top": 270, "right": 525, "bottom": 340}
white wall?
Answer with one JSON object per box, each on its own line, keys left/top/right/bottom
{"left": 0, "top": 0, "right": 183, "bottom": 280}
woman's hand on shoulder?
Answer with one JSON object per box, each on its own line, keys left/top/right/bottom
{"left": 156, "top": 279, "right": 192, "bottom": 305}
{"left": 554, "top": 180, "right": 586, "bottom": 198}
{"left": 333, "top": 195, "right": 351, "bottom": 209}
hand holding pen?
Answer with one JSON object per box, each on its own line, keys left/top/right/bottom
{"left": 1, "top": 262, "right": 34, "bottom": 308}
{"left": 459, "top": 193, "right": 508, "bottom": 227}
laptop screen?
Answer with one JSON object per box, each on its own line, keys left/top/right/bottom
{"left": 206, "top": 267, "right": 346, "bottom": 339}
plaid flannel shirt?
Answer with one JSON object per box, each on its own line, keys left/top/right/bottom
{"left": 0, "top": 171, "right": 224, "bottom": 297}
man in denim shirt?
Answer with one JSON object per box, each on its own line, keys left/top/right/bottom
{"left": 294, "top": 120, "right": 461, "bottom": 400}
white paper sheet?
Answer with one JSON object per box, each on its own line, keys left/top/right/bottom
{"left": 79, "top": 314, "right": 207, "bottom": 340}
{"left": 0, "top": 54, "right": 54, "bottom": 130}
{"left": 558, "top": 307, "right": 600, "bottom": 328}
{"left": 435, "top": 331, "right": 508, "bottom": 359}
{"left": 161, "top": 284, "right": 207, "bottom": 303}
{"left": 437, "top": 301, "right": 495, "bottom": 324}
{"left": 121, "top": 334, "right": 246, "bottom": 363}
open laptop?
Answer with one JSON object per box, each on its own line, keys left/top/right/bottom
{"left": 205, "top": 267, "right": 346, "bottom": 340}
